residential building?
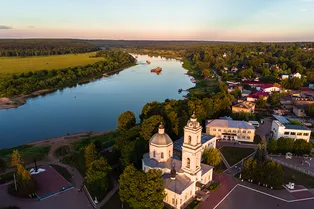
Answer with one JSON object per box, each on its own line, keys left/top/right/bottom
{"left": 142, "top": 114, "right": 215, "bottom": 209}
{"left": 231, "top": 66, "right": 238, "bottom": 72}
{"left": 247, "top": 91, "right": 268, "bottom": 102}
{"left": 281, "top": 74, "right": 289, "bottom": 80}
{"left": 291, "top": 94, "right": 314, "bottom": 105}
{"left": 205, "top": 119, "right": 255, "bottom": 142}
{"left": 293, "top": 105, "right": 306, "bottom": 117}
{"left": 258, "top": 84, "right": 281, "bottom": 93}
{"left": 271, "top": 120, "right": 311, "bottom": 142}
{"left": 290, "top": 73, "right": 302, "bottom": 79}
{"left": 232, "top": 101, "right": 255, "bottom": 113}
{"left": 241, "top": 89, "right": 252, "bottom": 97}
{"left": 309, "top": 84, "right": 314, "bottom": 89}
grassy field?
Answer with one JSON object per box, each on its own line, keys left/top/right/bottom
{"left": 0, "top": 52, "right": 103, "bottom": 74}
{"left": 220, "top": 147, "right": 255, "bottom": 166}
{"left": 0, "top": 144, "right": 50, "bottom": 165}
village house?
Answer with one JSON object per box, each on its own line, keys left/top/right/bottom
{"left": 247, "top": 91, "right": 268, "bottom": 102}
{"left": 290, "top": 72, "right": 302, "bottom": 79}
{"left": 281, "top": 74, "right": 289, "bottom": 80}
{"left": 292, "top": 105, "right": 306, "bottom": 117}
{"left": 258, "top": 84, "right": 281, "bottom": 93}
{"left": 232, "top": 101, "right": 255, "bottom": 114}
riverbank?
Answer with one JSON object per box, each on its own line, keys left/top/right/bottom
{"left": 0, "top": 63, "right": 136, "bottom": 110}
{"left": 0, "top": 89, "right": 52, "bottom": 109}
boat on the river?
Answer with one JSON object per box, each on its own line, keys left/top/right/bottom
{"left": 178, "top": 88, "right": 182, "bottom": 93}
{"left": 146, "top": 60, "right": 151, "bottom": 64}
{"left": 151, "top": 67, "right": 162, "bottom": 73}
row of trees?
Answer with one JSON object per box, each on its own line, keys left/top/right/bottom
{"left": 0, "top": 50, "right": 136, "bottom": 97}
{"left": 268, "top": 138, "right": 313, "bottom": 155}
{"left": 242, "top": 157, "right": 283, "bottom": 189}
{"left": 0, "top": 39, "right": 99, "bottom": 57}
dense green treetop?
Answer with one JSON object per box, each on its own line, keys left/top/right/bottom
{"left": 119, "top": 165, "right": 165, "bottom": 209}
{"left": 0, "top": 39, "right": 99, "bottom": 57}
{"left": 202, "top": 147, "right": 222, "bottom": 167}
{"left": 117, "top": 111, "right": 136, "bottom": 131}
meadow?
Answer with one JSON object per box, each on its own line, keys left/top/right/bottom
{"left": 0, "top": 52, "right": 103, "bottom": 74}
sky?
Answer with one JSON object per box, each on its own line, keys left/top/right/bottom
{"left": 0, "top": 0, "right": 314, "bottom": 41}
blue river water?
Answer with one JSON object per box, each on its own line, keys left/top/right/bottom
{"left": 0, "top": 54, "right": 194, "bottom": 148}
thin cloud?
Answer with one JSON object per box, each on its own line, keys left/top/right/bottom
{"left": 0, "top": 25, "right": 12, "bottom": 29}
{"left": 28, "top": 26, "right": 35, "bottom": 28}
{"left": 301, "top": 8, "right": 308, "bottom": 11}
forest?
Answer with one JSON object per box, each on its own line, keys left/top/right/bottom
{"left": 0, "top": 39, "right": 99, "bottom": 57}
{"left": 0, "top": 51, "right": 136, "bottom": 97}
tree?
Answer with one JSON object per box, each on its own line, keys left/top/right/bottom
{"left": 242, "top": 157, "right": 257, "bottom": 180}
{"left": 11, "top": 150, "right": 22, "bottom": 167}
{"left": 140, "top": 115, "right": 163, "bottom": 140}
{"left": 267, "top": 138, "right": 278, "bottom": 154}
{"left": 277, "top": 138, "right": 294, "bottom": 154}
{"left": 256, "top": 96, "right": 266, "bottom": 108}
{"left": 16, "top": 163, "right": 37, "bottom": 196}
{"left": 293, "top": 139, "right": 312, "bottom": 155}
{"left": 255, "top": 143, "right": 267, "bottom": 163}
{"left": 84, "top": 143, "right": 98, "bottom": 169}
{"left": 117, "top": 111, "right": 136, "bottom": 131}
{"left": 202, "top": 147, "right": 222, "bottom": 167}
{"left": 86, "top": 157, "right": 111, "bottom": 195}
{"left": 119, "top": 165, "right": 165, "bottom": 209}
{"left": 306, "top": 104, "right": 314, "bottom": 117}
{"left": 120, "top": 138, "right": 147, "bottom": 169}
{"left": 0, "top": 158, "right": 7, "bottom": 173}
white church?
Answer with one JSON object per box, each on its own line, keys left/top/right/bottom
{"left": 142, "top": 113, "right": 216, "bottom": 209}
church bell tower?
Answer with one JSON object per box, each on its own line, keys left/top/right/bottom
{"left": 181, "top": 112, "right": 202, "bottom": 181}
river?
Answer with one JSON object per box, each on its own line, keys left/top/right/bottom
{"left": 0, "top": 54, "right": 194, "bottom": 148}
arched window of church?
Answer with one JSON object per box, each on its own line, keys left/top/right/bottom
{"left": 187, "top": 158, "right": 190, "bottom": 168}
{"left": 188, "top": 136, "right": 191, "bottom": 144}
{"left": 153, "top": 150, "right": 156, "bottom": 157}
{"left": 161, "top": 152, "right": 164, "bottom": 159}
{"left": 169, "top": 150, "right": 171, "bottom": 157}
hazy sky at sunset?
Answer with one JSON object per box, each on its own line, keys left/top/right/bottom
{"left": 0, "top": 0, "right": 314, "bottom": 41}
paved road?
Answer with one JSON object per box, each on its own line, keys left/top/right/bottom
{"left": 255, "top": 117, "right": 272, "bottom": 140}
{"left": 216, "top": 186, "right": 314, "bottom": 209}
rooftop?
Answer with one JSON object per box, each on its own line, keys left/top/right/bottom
{"left": 284, "top": 124, "right": 310, "bottom": 131}
{"left": 173, "top": 135, "right": 216, "bottom": 152}
{"left": 205, "top": 119, "right": 255, "bottom": 129}
{"left": 273, "top": 115, "right": 290, "bottom": 124}
{"left": 233, "top": 101, "right": 255, "bottom": 109}
{"left": 163, "top": 173, "right": 194, "bottom": 194}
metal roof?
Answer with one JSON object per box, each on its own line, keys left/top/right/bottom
{"left": 206, "top": 119, "right": 255, "bottom": 129}
{"left": 272, "top": 115, "right": 290, "bottom": 124}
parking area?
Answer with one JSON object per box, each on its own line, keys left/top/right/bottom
{"left": 255, "top": 117, "right": 273, "bottom": 140}
{"left": 215, "top": 186, "right": 314, "bottom": 209}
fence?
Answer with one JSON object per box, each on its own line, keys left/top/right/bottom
{"left": 267, "top": 156, "right": 314, "bottom": 177}
{"left": 83, "top": 185, "right": 97, "bottom": 209}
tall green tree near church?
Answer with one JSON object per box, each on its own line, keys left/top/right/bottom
{"left": 119, "top": 165, "right": 165, "bottom": 209}
{"left": 85, "top": 143, "right": 97, "bottom": 169}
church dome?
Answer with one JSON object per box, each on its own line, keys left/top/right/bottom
{"left": 149, "top": 123, "right": 173, "bottom": 146}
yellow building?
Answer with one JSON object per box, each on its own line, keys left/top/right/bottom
{"left": 205, "top": 119, "right": 255, "bottom": 142}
